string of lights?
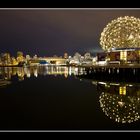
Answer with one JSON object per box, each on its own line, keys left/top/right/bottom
{"left": 100, "top": 16, "right": 140, "bottom": 51}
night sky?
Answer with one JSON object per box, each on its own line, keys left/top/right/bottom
{"left": 0, "top": 9, "right": 140, "bottom": 57}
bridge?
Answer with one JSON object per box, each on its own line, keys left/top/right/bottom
{"left": 30, "top": 57, "right": 67, "bottom": 65}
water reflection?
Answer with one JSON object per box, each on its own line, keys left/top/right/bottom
{"left": 92, "top": 81, "right": 140, "bottom": 123}
{"left": 0, "top": 66, "right": 86, "bottom": 87}
{"left": 1, "top": 66, "right": 140, "bottom": 125}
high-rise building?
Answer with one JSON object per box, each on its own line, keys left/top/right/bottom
{"left": 11, "top": 57, "right": 18, "bottom": 65}
{"left": 84, "top": 52, "right": 91, "bottom": 60}
{"left": 1, "top": 53, "right": 11, "bottom": 65}
{"left": 33, "top": 55, "right": 37, "bottom": 59}
{"left": 26, "top": 55, "right": 31, "bottom": 60}
{"left": 64, "top": 53, "right": 68, "bottom": 59}
{"left": 17, "top": 51, "right": 24, "bottom": 63}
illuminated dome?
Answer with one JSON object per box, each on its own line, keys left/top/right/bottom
{"left": 100, "top": 16, "right": 140, "bottom": 51}
{"left": 99, "top": 92, "right": 140, "bottom": 123}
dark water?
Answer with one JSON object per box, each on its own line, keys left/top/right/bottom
{"left": 0, "top": 66, "right": 140, "bottom": 130}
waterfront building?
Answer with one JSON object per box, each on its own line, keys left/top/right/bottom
{"left": 68, "top": 52, "right": 81, "bottom": 65}
{"left": 84, "top": 52, "right": 91, "bottom": 60}
{"left": 11, "top": 57, "right": 18, "bottom": 65}
{"left": 73, "top": 52, "right": 81, "bottom": 61}
{"left": 0, "top": 53, "right": 11, "bottom": 65}
{"left": 98, "top": 16, "right": 140, "bottom": 65}
{"left": 92, "top": 56, "right": 97, "bottom": 65}
{"left": 17, "top": 51, "right": 25, "bottom": 64}
{"left": 64, "top": 53, "right": 68, "bottom": 59}
{"left": 81, "top": 52, "right": 93, "bottom": 65}
{"left": 26, "top": 55, "right": 31, "bottom": 61}
{"left": 33, "top": 54, "right": 38, "bottom": 60}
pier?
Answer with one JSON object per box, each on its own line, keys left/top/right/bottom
{"left": 78, "top": 64, "right": 140, "bottom": 83}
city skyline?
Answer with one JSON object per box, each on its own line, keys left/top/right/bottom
{"left": 0, "top": 9, "right": 140, "bottom": 56}
{"left": 1, "top": 9, "right": 140, "bottom": 131}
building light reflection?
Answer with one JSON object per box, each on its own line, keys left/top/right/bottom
{"left": 97, "top": 80, "right": 140, "bottom": 124}
{"left": 0, "top": 66, "right": 86, "bottom": 85}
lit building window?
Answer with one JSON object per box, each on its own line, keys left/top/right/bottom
{"left": 119, "top": 86, "right": 126, "bottom": 95}
{"left": 120, "top": 51, "right": 127, "bottom": 61}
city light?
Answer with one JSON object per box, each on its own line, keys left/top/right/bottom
{"left": 100, "top": 16, "right": 140, "bottom": 51}
{"left": 99, "top": 92, "right": 140, "bottom": 124}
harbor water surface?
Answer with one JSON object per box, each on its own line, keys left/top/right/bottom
{"left": 0, "top": 66, "right": 140, "bottom": 130}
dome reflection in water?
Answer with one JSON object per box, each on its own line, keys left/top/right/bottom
{"left": 97, "top": 81, "right": 140, "bottom": 124}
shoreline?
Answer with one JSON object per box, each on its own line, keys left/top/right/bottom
{"left": 1, "top": 64, "right": 140, "bottom": 69}
{"left": 0, "top": 65, "right": 22, "bottom": 67}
